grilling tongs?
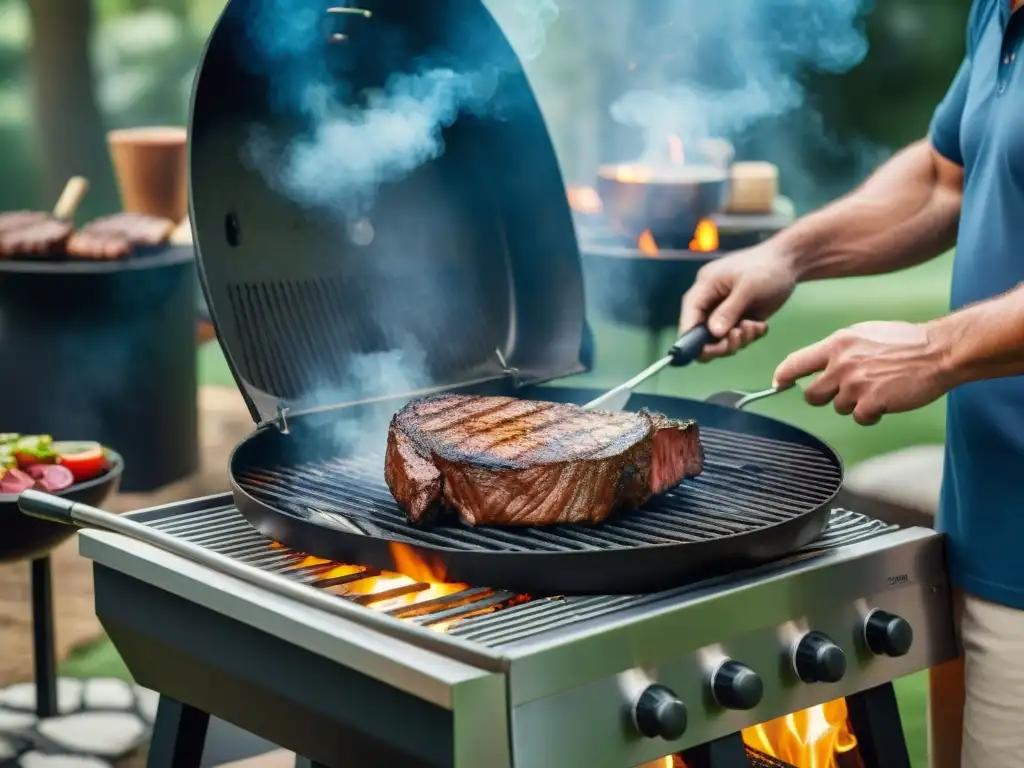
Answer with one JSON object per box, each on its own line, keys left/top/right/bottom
{"left": 583, "top": 324, "right": 792, "bottom": 412}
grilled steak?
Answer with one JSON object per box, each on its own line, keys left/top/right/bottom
{"left": 66, "top": 213, "right": 174, "bottom": 260}
{"left": 385, "top": 394, "right": 704, "bottom": 526}
{"left": 0, "top": 211, "right": 73, "bottom": 258}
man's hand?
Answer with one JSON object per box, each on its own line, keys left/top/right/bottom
{"left": 678, "top": 244, "right": 798, "bottom": 361}
{"left": 773, "top": 321, "right": 952, "bottom": 425}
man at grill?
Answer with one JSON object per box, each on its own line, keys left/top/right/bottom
{"left": 679, "top": 0, "right": 1024, "bottom": 766}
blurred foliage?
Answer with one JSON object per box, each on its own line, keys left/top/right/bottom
{"left": 0, "top": 0, "right": 220, "bottom": 212}
{"left": 0, "top": 0, "right": 973, "bottom": 213}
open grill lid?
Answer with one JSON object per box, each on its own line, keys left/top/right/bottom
{"left": 188, "top": 0, "right": 586, "bottom": 426}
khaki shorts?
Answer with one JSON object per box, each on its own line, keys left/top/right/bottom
{"left": 928, "top": 590, "right": 1024, "bottom": 768}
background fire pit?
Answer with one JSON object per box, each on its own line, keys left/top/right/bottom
{"left": 571, "top": 185, "right": 795, "bottom": 364}
{"left": 0, "top": 247, "right": 199, "bottom": 492}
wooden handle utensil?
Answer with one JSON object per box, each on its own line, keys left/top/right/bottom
{"left": 52, "top": 176, "right": 90, "bottom": 222}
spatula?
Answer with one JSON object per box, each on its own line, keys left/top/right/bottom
{"left": 583, "top": 325, "right": 714, "bottom": 412}
{"left": 704, "top": 384, "right": 795, "bottom": 410}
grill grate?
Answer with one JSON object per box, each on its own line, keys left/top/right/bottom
{"left": 743, "top": 749, "right": 799, "bottom": 768}
{"left": 141, "top": 504, "right": 893, "bottom": 648}
{"left": 235, "top": 426, "right": 841, "bottom": 554}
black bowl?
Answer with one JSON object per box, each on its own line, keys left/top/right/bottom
{"left": 0, "top": 450, "right": 123, "bottom": 563}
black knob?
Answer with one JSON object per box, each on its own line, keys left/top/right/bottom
{"left": 864, "top": 610, "right": 913, "bottom": 657}
{"left": 633, "top": 684, "right": 688, "bottom": 740}
{"left": 710, "top": 660, "right": 763, "bottom": 710}
{"left": 793, "top": 631, "right": 847, "bottom": 683}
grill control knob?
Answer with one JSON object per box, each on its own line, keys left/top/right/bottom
{"left": 710, "top": 660, "right": 763, "bottom": 710}
{"left": 864, "top": 610, "right": 913, "bottom": 657}
{"left": 793, "top": 631, "right": 847, "bottom": 683}
{"left": 633, "top": 684, "right": 688, "bottom": 740}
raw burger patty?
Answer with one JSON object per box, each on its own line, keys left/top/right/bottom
{"left": 384, "top": 394, "right": 704, "bottom": 526}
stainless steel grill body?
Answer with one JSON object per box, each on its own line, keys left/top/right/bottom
{"left": 79, "top": 494, "right": 957, "bottom": 768}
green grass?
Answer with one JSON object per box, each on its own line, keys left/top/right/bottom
{"left": 67, "top": 253, "right": 952, "bottom": 765}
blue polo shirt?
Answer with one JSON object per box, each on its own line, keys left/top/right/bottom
{"left": 930, "top": 0, "right": 1024, "bottom": 609}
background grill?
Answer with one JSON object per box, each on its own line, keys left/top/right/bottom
{"left": 234, "top": 426, "right": 842, "bottom": 553}
{"left": 136, "top": 503, "right": 893, "bottom": 648}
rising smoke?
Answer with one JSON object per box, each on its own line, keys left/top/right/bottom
{"left": 229, "top": 0, "right": 874, "bottom": 452}
{"left": 234, "top": 0, "right": 564, "bottom": 455}
{"left": 240, "top": 0, "right": 561, "bottom": 212}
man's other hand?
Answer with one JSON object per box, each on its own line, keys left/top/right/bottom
{"left": 773, "top": 321, "right": 952, "bottom": 425}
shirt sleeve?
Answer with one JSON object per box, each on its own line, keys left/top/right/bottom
{"left": 928, "top": 59, "right": 970, "bottom": 167}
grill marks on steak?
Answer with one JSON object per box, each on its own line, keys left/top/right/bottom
{"left": 384, "top": 394, "right": 704, "bottom": 527}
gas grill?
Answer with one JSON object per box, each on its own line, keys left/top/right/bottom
{"left": 39, "top": 493, "right": 955, "bottom": 768}
{"left": 19, "top": 0, "right": 959, "bottom": 765}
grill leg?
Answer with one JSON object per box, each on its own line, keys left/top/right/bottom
{"left": 680, "top": 733, "right": 750, "bottom": 768}
{"left": 147, "top": 696, "right": 209, "bottom": 768}
{"left": 31, "top": 556, "right": 58, "bottom": 719}
{"left": 846, "top": 682, "right": 911, "bottom": 768}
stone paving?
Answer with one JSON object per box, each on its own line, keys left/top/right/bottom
{"left": 0, "top": 678, "right": 159, "bottom": 767}
{"left": 0, "top": 387, "right": 255, "bottom": 766}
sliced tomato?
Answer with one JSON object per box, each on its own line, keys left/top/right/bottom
{"left": 52, "top": 441, "right": 108, "bottom": 482}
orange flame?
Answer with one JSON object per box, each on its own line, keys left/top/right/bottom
{"left": 742, "top": 698, "right": 857, "bottom": 767}
{"left": 638, "top": 757, "right": 685, "bottom": 768}
{"left": 389, "top": 541, "right": 450, "bottom": 583}
{"left": 690, "top": 219, "right": 719, "bottom": 252}
{"left": 638, "top": 229, "right": 659, "bottom": 256}
{"left": 330, "top": 543, "right": 466, "bottom": 612}
{"left": 636, "top": 220, "right": 718, "bottom": 256}
{"left": 276, "top": 539, "right": 471, "bottom": 622}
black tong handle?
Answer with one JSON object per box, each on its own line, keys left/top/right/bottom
{"left": 668, "top": 325, "right": 716, "bottom": 367}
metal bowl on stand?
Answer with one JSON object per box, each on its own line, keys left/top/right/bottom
{"left": 597, "top": 164, "right": 730, "bottom": 248}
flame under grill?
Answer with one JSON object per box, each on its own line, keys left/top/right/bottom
{"left": 235, "top": 427, "right": 840, "bottom": 555}
{"left": 142, "top": 504, "right": 893, "bottom": 647}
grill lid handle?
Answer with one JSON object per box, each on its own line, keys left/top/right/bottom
{"left": 18, "top": 489, "right": 80, "bottom": 526}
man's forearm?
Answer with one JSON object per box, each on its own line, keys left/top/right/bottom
{"left": 771, "top": 140, "right": 963, "bottom": 282}
{"left": 930, "top": 285, "right": 1024, "bottom": 388}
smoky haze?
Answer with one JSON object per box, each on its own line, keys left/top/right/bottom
{"left": 238, "top": 0, "right": 873, "bottom": 216}
{"left": 603, "top": 0, "right": 871, "bottom": 160}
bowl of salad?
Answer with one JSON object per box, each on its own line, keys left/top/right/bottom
{"left": 0, "top": 434, "right": 123, "bottom": 562}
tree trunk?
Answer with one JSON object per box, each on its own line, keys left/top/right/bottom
{"left": 25, "top": 0, "right": 117, "bottom": 216}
